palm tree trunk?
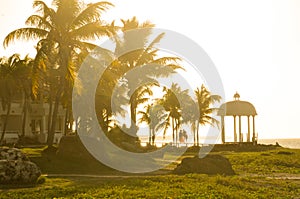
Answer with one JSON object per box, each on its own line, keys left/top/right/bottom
{"left": 64, "top": 106, "right": 69, "bottom": 135}
{"left": 175, "top": 119, "right": 178, "bottom": 147}
{"left": 47, "top": 87, "right": 62, "bottom": 147}
{"left": 21, "top": 95, "right": 29, "bottom": 138}
{"left": 0, "top": 103, "right": 11, "bottom": 143}
{"left": 193, "top": 121, "right": 197, "bottom": 146}
{"left": 48, "top": 97, "right": 53, "bottom": 138}
{"left": 172, "top": 118, "right": 175, "bottom": 145}
{"left": 105, "top": 110, "right": 110, "bottom": 132}
{"left": 148, "top": 127, "right": 151, "bottom": 145}
{"left": 130, "top": 103, "right": 137, "bottom": 136}
{"left": 196, "top": 122, "right": 200, "bottom": 146}
{"left": 151, "top": 128, "right": 155, "bottom": 145}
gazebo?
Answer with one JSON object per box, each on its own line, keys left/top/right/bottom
{"left": 217, "top": 92, "right": 257, "bottom": 144}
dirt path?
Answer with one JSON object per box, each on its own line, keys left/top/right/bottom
{"left": 43, "top": 173, "right": 300, "bottom": 180}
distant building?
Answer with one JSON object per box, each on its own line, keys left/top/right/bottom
{"left": 0, "top": 98, "right": 65, "bottom": 144}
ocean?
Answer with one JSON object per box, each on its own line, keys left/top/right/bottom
{"left": 259, "top": 138, "right": 300, "bottom": 149}
{"left": 139, "top": 136, "right": 300, "bottom": 149}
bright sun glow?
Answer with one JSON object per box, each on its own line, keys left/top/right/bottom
{"left": 0, "top": 0, "right": 300, "bottom": 139}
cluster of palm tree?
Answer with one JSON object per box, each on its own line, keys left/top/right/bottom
{"left": 0, "top": 54, "right": 33, "bottom": 143}
{"left": 138, "top": 83, "right": 221, "bottom": 146}
{"left": 0, "top": 0, "right": 221, "bottom": 148}
{"left": 3, "top": 0, "right": 115, "bottom": 147}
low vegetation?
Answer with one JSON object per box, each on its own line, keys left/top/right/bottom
{"left": 0, "top": 147, "right": 299, "bottom": 198}
{"left": 0, "top": 174, "right": 299, "bottom": 198}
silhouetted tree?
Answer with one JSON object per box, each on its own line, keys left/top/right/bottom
{"left": 159, "top": 83, "right": 193, "bottom": 146}
{"left": 96, "top": 17, "right": 182, "bottom": 136}
{"left": 4, "top": 0, "right": 114, "bottom": 147}
{"left": 138, "top": 103, "right": 166, "bottom": 145}
{"left": 0, "top": 54, "right": 22, "bottom": 143}
{"left": 194, "top": 85, "right": 221, "bottom": 146}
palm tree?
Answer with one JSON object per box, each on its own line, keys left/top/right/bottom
{"left": 96, "top": 17, "right": 182, "bottom": 136}
{"left": 184, "top": 99, "right": 199, "bottom": 146}
{"left": 194, "top": 85, "right": 221, "bottom": 146}
{"left": 129, "top": 83, "right": 158, "bottom": 134}
{"left": 0, "top": 54, "right": 22, "bottom": 143}
{"left": 159, "top": 83, "right": 193, "bottom": 146}
{"left": 13, "top": 55, "right": 34, "bottom": 138}
{"left": 3, "top": 0, "right": 115, "bottom": 147}
{"left": 138, "top": 103, "right": 166, "bottom": 145}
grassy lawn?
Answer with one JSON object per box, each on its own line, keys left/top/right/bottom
{"left": 219, "top": 148, "right": 300, "bottom": 175}
{"left": 0, "top": 174, "right": 299, "bottom": 198}
{"left": 0, "top": 147, "right": 299, "bottom": 198}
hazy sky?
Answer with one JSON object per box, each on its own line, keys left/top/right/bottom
{"left": 0, "top": 0, "right": 300, "bottom": 139}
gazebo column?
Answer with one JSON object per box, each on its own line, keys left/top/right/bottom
{"left": 238, "top": 116, "right": 242, "bottom": 142}
{"left": 221, "top": 116, "right": 225, "bottom": 143}
{"left": 247, "top": 116, "right": 250, "bottom": 142}
{"left": 233, "top": 116, "right": 237, "bottom": 142}
{"left": 252, "top": 115, "right": 256, "bottom": 142}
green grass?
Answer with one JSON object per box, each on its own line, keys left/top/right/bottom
{"left": 0, "top": 147, "right": 299, "bottom": 198}
{"left": 222, "top": 149, "right": 300, "bottom": 174}
{"left": 0, "top": 174, "right": 299, "bottom": 198}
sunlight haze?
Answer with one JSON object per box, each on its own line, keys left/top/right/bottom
{"left": 0, "top": 0, "right": 300, "bottom": 139}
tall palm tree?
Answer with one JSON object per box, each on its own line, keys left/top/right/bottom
{"left": 184, "top": 99, "right": 199, "bottom": 146}
{"left": 0, "top": 54, "right": 22, "bottom": 143}
{"left": 138, "top": 103, "right": 166, "bottom": 145}
{"left": 13, "top": 55, "right": 34, "bottom": 138}
{"left": 194, "top": 85, "right": 221, "bottom": 146}
{"left": 96, "top": 17, "right": 182, "bottom": 136}
{"left": 129, "top": 83, "right": 158, "bottom": 134}
{"left": 159, "top": 83, "right": 193, "bottom": 146}
{"left": 3, "top": 0, "right": 115, "bottom": 147}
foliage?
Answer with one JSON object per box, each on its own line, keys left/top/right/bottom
{"left": 0, "top": 174, "right": 299, "bottom": 198}
{"left": 193, "top": 85, "right": 221, "bottom": 146}
{"left": 95, "top": 17, "right": 181, "bottom": 135}
{"left": 224, "top": 149, "right": 300, "bottom": 174}
{"left": 159, "top": 83, "right": 194, "bottom": 146}
{"left": 3, "top": 0, "right": 114, "bottom": 147}
{"left": 0, "top": 147, "right": 298, "bottom": 197}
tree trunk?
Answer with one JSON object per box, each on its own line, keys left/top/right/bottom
{"left": 196, "top": 122, "right": 200, "bottom": 146}
{"left": 47, "top": 88, "right": 62, "bottom": 147}
{"left": 47, "top": 97, "right": 53, "bottom": 138}
{"left": 175, "top": 119, "right": 178, "bottom": 147}
{"left": 21, "top": 94, "right": 29, "bottom": 138}
{"left": 172, "top": 118, "right": 175, "bottom": 145}
{"left": 105, "top": 110, "right": 110, "bottom": 132}
{"left": 193, "top": 121, "right": 196, "bottom": 146}
{"left": 151, "top": 128, "right": 155, "bottom": 145}
{"left": 148, "top": 127, "right": 151, "bottom": 145}
{"left": 64, "top": 107, "right": 69, "bottom": 135}
{"left": 130, "top": 103, "right": 137, "bottom": 137}
{"left": 0, "top": 103, "right": 11, "bottom": 143}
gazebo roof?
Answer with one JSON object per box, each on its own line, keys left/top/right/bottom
{"left": 217, "top": 100, "right": 257, "bottom": 116}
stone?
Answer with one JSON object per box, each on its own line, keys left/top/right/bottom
{"left": 173, "top": 154, "right": 235, "bottom": 175}
{"left": 0, "top": 147, "right": 41, "bottom": 184}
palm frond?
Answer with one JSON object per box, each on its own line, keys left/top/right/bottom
{"left": 71, "top": 22, "right": 112, "bottom": 40}
{"left": 3, "top": 28, "right": 48, "bottom": 48}
{"left": 33, "top": 0, "right": 54, "bottom": 17}
{"left": 152, "top": 57, "right": 181, "bottom": 65}
{"left": 71, "top": 1, "right": 114, "bottom": 29}
{"left": 25, "top": 15, "right": 53, "bottom": 30}
{"left": 53, "top": 0, "right": 81, "bottom": 29}
{"left": 136, "top": 33, "right": 165, "bottom": 66}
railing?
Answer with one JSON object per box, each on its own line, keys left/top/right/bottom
{"left": 139, "top": 141, "right": 206, "bottom": 147}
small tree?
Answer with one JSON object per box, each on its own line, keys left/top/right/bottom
{"left": 194, "top": 85, "right": 221, "bottom": 146}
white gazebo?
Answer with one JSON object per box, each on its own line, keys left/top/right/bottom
{"left": 217, "top": 92, "right": 257, "bottom": 144}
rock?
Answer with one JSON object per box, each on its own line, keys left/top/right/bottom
{"left": 173, "top": 154, "right": 235, "bottom": 176}
{"left": 56, "top": 135, "right": 94, "bottom": 159}
{"left": 0, "top": 147, "right": 41, "bottom": 184}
